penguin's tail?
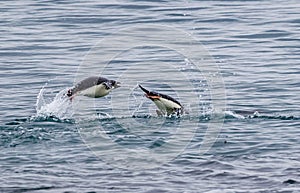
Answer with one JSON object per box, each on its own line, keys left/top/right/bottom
{"left": 66, "top": 89, "right": 73, "bottom": 97}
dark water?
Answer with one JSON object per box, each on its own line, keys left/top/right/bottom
{"left": 1, "top": 0, "right": 299, "bottom": 192}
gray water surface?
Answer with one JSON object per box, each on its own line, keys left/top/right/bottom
{"left": 1, "top": 0, "right": 299, "bottom": 192}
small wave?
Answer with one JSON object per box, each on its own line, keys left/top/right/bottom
{"left": 31, "top": 115, "right": 74, "bottom": 124}
{"left": 5, "top": 118, "right": 28, "bottom": 125}
{"left": 225, "top": 110, "right": 247, "bottom": 119}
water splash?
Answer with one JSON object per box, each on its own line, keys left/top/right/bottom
{"left": 34, "top": 85, "right": 74, "bottom": 121}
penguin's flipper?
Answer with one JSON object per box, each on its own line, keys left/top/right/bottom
{"left": 156, "top": 110, "right": 164, "bottom": 116}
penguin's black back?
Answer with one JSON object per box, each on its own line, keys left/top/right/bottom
{"left": 139, "top": 85, "right": 182, "bottom": 107}
{"left": 68, "top": 76, "right": 109, "bottom": 96}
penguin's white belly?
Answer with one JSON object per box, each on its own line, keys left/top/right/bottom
{"left": 153, "top": 98, "right": 181, "bottom": 115}
{"left": 78, "top": 84, "right": 109, "bottom": 98}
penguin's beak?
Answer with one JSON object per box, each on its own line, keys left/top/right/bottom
{"left": 114, "top": 82, "right": 121, "bottom": 88}
{"left": 146, "top": 94, "right": 161, "bottom": 99}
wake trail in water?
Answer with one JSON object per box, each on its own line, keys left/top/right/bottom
{"left": 224, "top": 110, "right": 299, "bottom": 121}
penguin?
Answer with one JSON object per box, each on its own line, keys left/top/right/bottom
{"left": 138, "top": 84, "right": 185, "bottom": 116}
{"left": 67, "top": 76, "right": 120, "bottom": 100}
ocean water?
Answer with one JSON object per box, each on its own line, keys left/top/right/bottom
{"left": 1, "top": 0, "right": 299, "bottom": 192}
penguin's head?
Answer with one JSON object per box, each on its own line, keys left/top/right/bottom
{"left": 110, "top": 80, "right": 121, "bottom": 89}
{"left": 104, "top": 80, "right": 121, "bottom": 90}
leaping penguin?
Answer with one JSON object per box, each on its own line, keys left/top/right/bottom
{"left": 67, "top": 76, "right": 120, "bottom": 100}
{"left": 139, "top": 84, "right": 185, "bottom": 116}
